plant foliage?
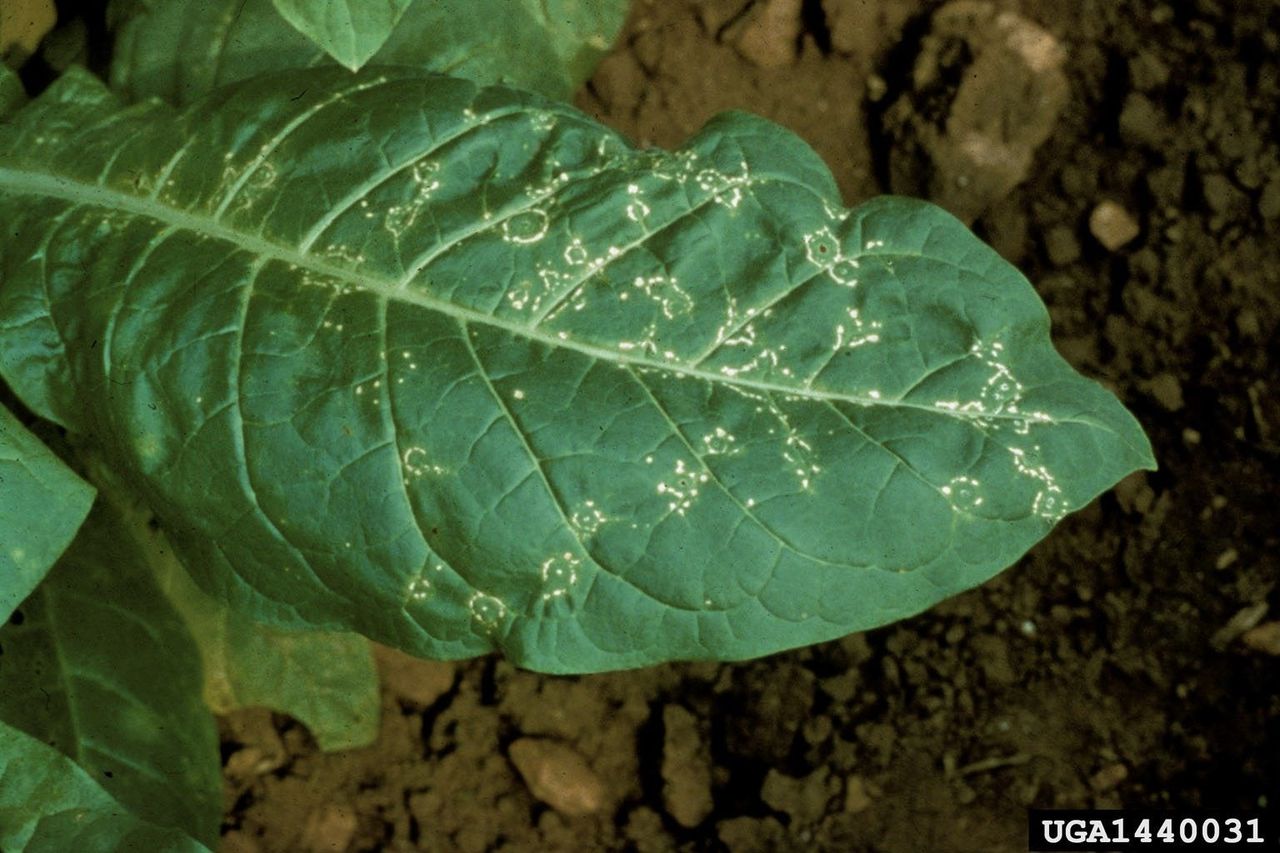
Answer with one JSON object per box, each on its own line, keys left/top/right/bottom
{"left": 0, "top": 66, "right": 1153, "bottom": 674}
{"left": 111, "top": 0, "right": 630, "bottom": 102}
{"left": 0, "top": 2, "right": 1153, "bottom": 846}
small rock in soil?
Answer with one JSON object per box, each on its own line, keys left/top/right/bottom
{"left": 509, "top": 737, "right": 605, "bottom": 817}
{"left": 1090, "top": 762, "right": 1129, "bottom": 791}
{"left": 726, "top": 0, "right": 803, "bottom": 69}
{"left": 1043, "top": 224, "right": 1082, "bottom": 266}
{"left": 1088, "top": 201, "right": 1141, "bottom": 250}
{"left": 1241, "top": 622, "right": 1280, "bottom": 655}
{"left": 299, "top": 802, "right": 358, "bottom": 853}
{"left": 1142, "top": 372, "right": 1184, "bottom": 411}
{"left": 879, "top": 1, "right": 1068, "bottom": 224}
{"left": 661, "top": 704, "right": 714, "bottom": 827}
{"left": 226, "top": 746, "right": 282, "bottom": 781}
{"left": 373, "top": 643, "right": 455, "bottom": 707}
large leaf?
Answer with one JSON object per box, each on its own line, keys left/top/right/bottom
{"left": 0, "top": 68, "right": 1154, "bottom": 673}
{"left": 0, "top": 500, "right": 221, "bottom": 846}
{"left": 271, "top": 0, "right": 413, "bottom": 70}
{"left": 110, "top": 0, "right": 629, "bottom": 103}
{"left": 0, "top": 404, "right": 94, "bottom": 621}
{"left": 0, "top": 721, "right": 209, "bottom": 853}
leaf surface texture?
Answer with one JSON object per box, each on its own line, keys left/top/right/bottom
{"left": 0, "top": 68, "right": 1154, "bottom": 672}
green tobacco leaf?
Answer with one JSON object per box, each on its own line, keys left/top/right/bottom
{"left": 525, "top": 0, "right": 632, "bottom": 86}
{"left": 271, "top": 0, "right": 412, "bottom": 70}
{"left": 208, "top": 621, "right": 379, "bottom": 751}
{"left": 0, "top": 403, "right": 94, "bottom": 622}
{"left": 87, "top": 456, "right": 380, "bottom": 750}
{"left": 0, "top": 721, "right": 209, "bottom": 853}
{"left": 0, "top": 502, "right": 221, "bottom": 846}
{"left": 0, "top": 68, "right": 1154, "bottom": 673}
{"left": 85, "top": 455, "right": 378, "bottom": 747}
{"left": 147, "top": 523, "right": 380, "bottom": 751}
{"left": 110, "top": 0, "right": 628, "bottom": 103}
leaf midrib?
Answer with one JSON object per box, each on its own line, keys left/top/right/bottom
{"left": 0, "top": 167, "right": 1052, "bottom": 426}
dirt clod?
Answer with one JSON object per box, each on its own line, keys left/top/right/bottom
{"left": 298, "top": 802, "right": 357, "bottom": 853}
{"left": 717, "top": 815, "right": 789, "bottom": 852}
{"left": 1090, "top": 763, "right": 1129, "bottom": 792}
{"left": 660, "top": 704, "right": 714, "bottom": 827}
{"left": 761, "top": 766, "right": 839, "bottom": 826}
{"left": 1119, "top": 93, "right": 1167, "bottom": 148}
{"left": 222, "top": 708, "right": 287, "bottom": 780}
{"left": 1142, "top": 372, "right": 1184, "bottom": 412}
{"left": 1241, "top": 622, "right": 1280, "bottom": 656}
{"left": 1043, "top": 224, "right": 1081, "bottom": 266}
{"left": 508, "top": 737, "right": 605, "bottom": 817}
{"left": 879, "top": 1, "right": 1068, "bottom": 223}
{"left": 726, "top": 0, "right": 803, "bottom": 69}
{"left": 843, "top": 775, "right": 872, "bottom": 813}
{"left": 1088, "top": 200, "right": 1141, "bottom": 250}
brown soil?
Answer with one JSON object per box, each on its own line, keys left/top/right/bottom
{"left": 215, "top": 1, "right": 1279, "bottom": 850}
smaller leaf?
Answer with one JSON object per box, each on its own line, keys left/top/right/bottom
{"left": 109, "top": 0, "right": 629, "bottom": 104}
{"left": 271, "top": 0, "right": 412, "bottom": 70}
{"left": 0, "top": 720, "right": 209, "bottom": 853}
{"left": 530, "top": 0, "right": 631, "bottom": 85}
{"left": 0, "top": 403, "right": 94, "bottom": 622}
{"left": 147, "top": 520, "right": 380, "bottom": 751}
{"left": 0, "top": 502, "right": 221, "bottom": 847}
